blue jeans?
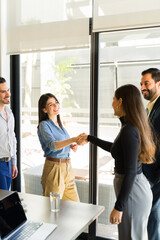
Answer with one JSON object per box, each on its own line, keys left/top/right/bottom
{"left": 148, "top": 179, "right": 160, "bottom": 240}
{"left": 0, "top": 161, "right": 12, "bottom": 190}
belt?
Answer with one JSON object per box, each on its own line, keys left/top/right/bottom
{"left": 0, "top": 157, "right": 11, "bottom": 162}
{"left": 46, "top": 156, "right": 70, "bottom": 163}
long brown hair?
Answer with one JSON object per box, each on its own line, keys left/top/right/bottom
{"left": 38, "top": 93, "right": 62, "bottom": 128}
{"left": 115, "top": 84, "right": 155, "bottom": 164}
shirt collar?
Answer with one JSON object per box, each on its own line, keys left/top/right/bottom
{"left": 147, "top": 95, "right": 160, "bottom": 115}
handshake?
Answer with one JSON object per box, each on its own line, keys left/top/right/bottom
{"left": 76, "top": 133, "right": 88, "bottom": 146}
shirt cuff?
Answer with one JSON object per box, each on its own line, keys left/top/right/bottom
{"left": 51, "top": 142, "right": 56, "bottom": 152}
{"left": 87, "top": 135, "right": 91, "bottom": 141}
{"left": 11, "top": 157, "right": 16, "bottom": 165}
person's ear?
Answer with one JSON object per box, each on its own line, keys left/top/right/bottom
{"left": 119, "top": 98, "right": 123, "bottom": 106}
{"left": 43, "top": 108, "right": 47, "bottom": 113}
{"left": 157, "top": 81, "right": 160, "bottom": 88}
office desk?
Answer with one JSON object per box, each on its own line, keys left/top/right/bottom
{"left": 23, "top": 164, "right": 115, "bottom": 224}
{"left": 18, "top": 192, "right": 104, "bottom": 240}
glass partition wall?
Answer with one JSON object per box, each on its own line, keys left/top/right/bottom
{"left": 20, "top": 27, "right": 160, "bottom": 239}
{"left": 97, "top": 27, "right": 160, "bottom": 239}
{"left": 21, "top": 48, "right": 90, "bottom": 199}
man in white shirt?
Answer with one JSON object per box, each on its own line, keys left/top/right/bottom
{"left": 0, "top": 77, "right": 18, "bottom": 190}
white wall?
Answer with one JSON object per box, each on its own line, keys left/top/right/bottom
{"left": 0, "top": 0, "right": 9, "bottom": 81}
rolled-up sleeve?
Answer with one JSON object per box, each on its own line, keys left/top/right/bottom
{"left": 38, "top": 122, "right": 56, "bottom": 152}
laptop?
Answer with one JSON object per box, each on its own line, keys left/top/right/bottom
{"left": 0, "top": 191, "right": 57, "bottom": 240}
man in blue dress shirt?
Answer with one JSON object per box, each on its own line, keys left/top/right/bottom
{"left": 0, "top": 77, "right": 18, "bottom": 190}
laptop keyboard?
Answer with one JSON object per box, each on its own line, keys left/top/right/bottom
{"left": 8, "top": 221, "right": 43, "bottom": 240}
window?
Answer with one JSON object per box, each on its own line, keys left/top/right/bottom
{"left": 97, "top": 27, "right": 160, "bottom": 239}
{"left": 21, "top": 48, "right": 90, "bottom": 203}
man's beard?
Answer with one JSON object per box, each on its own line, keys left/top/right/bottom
{"left": 142, "top": 89, "right": 157, "bottom": 101}
{"left": 2, "top": 98, "right": 10, "bottom": 104}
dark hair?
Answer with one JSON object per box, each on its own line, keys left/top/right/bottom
{"left": 115, "top": 84, "right": 155, "bottom": 164}
{"left": 141, "top": 68, "right": 160, "bottom": 83}
{"left": 38, "top": 93, "right": 62, "bottom": 128}
{"left": 0, "top": 77, "right": 6, "bottom": 84}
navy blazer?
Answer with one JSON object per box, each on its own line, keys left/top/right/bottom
{"left": 143, "top": 96, "right": 160, "bottom": 183}
{"left": 149, "top": 96, "right": 160, "bottom": 137}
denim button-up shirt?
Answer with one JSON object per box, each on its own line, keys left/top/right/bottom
{"left": 0, "top": 105, "right": 17, "bottom": 165}
{"left": 38, "top": 119, "right": 70, "bottom": 159}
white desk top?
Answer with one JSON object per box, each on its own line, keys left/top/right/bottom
{"left": 18, "top": 192, "right": 104, "bottom": 240}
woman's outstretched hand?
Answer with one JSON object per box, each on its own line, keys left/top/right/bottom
{"left": 76, "top": 133, "right": 88, "bottom": 145}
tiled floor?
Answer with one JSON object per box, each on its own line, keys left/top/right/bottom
{"left": 98, "top": 223, "right": 118, "bottom": 239}
{"left": 82, "top": 223, "right": 118, "bottom": 239}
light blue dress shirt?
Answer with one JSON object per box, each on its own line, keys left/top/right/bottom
{"left": 0, "top": 105, "right": 17, "bottom": 165}
{"left": 38, "top": 119, "right": 71, "bottom": 159}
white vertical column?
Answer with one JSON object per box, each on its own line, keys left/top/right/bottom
{"left": 0, "top": 0, "right": 2, "bottom": 75}
{"left": 0, "top": 0, "right": 9, "bottom": 80}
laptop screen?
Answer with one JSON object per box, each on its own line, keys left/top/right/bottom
{"left": 0, "top": 192, "right": 27, "bottom": 239}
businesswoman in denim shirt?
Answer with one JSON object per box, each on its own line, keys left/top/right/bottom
{"left": 38, "top": 93, "right": 79, "bottom": 201}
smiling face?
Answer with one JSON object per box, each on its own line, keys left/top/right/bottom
{"left": 0, "top": 82, "right": 11, "bottom": 106}
{"left": 43, "top": 97, "right": 60, "bottom": 118}
{"left": 140, "top": 73, "right": 160, "bottom": 102}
